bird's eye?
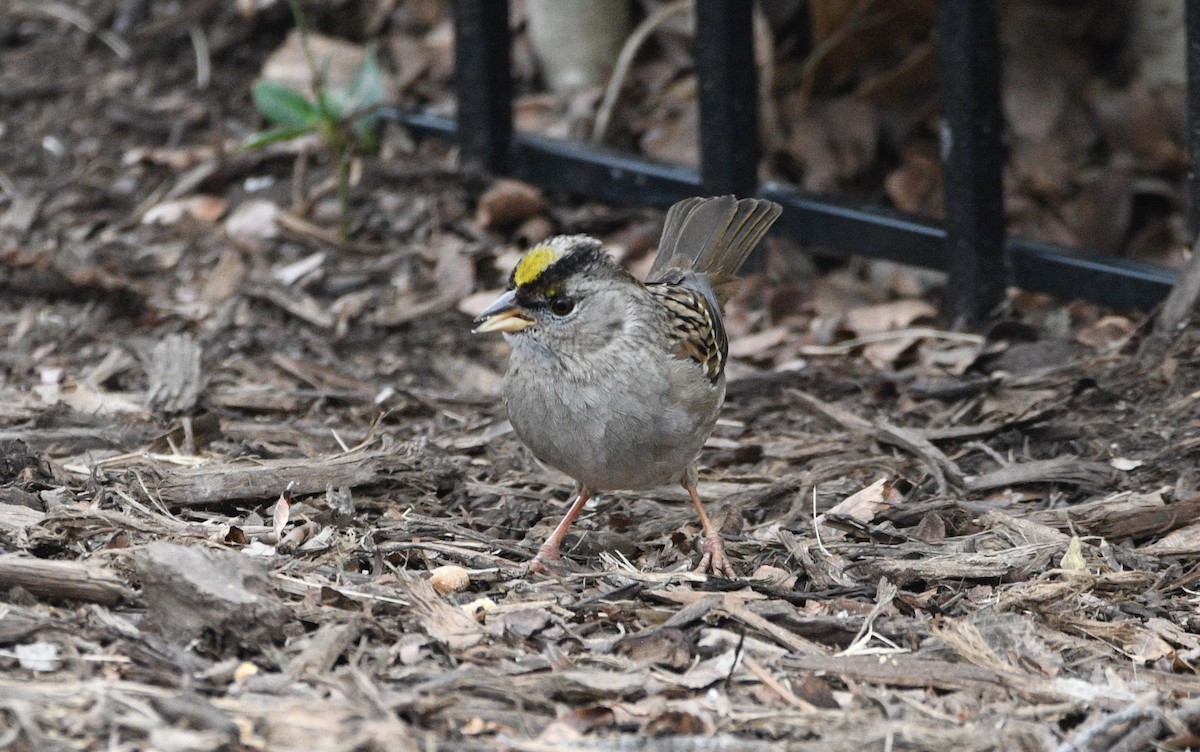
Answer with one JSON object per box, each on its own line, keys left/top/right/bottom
{"left": 548, "top": 297, "right": 576, "bottom": 316}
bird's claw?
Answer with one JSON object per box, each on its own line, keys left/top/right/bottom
{"left": 695, "top": 534, "right": 735, "bottom": 578}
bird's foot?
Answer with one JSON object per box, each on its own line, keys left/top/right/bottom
{"left": 526, "top": 544, "right": 562, "bottom": 575}
{"left": 695, "top": 534, "right": 735, "bottom": 578}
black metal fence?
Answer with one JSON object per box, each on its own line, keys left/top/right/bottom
{"left": 396, "top": 0, "right": 1187, "bottom": 324}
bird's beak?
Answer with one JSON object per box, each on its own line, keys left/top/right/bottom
{"left": 472, "top": 290, "right": 534, "bottom": 333}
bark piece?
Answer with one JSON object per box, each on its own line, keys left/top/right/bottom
{"left": 148, "top": 448, "right": 418, "bottom": 507}
{"left": 0, "top": 554, "right": 132, "bottom": 606}
{"left": 133, "top": 541, "right": 289, "bottom": 645}
{"left": 145, "top": 333, "right": 203, "bottom": 413}
{"left": 965, "top": 456, "right": 1112, "bottom": 492}
{"left": 284, "top": 621, "right": 364, "bottom": 680}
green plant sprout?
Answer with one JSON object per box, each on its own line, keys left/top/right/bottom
{"left": 242, "top": 2, "right": 385, "bottom": 240}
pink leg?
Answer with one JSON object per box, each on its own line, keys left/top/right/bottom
{"left": 527, "top": 488, "right": 591, "bottom": 573}
{"left": 683, "top": 478, "right": 735, "bottom": 577}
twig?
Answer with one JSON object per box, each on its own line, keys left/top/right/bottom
{"left": 597, "top": 550, "right": 707, "bottom": 584}
{"left": 720, "top": 599, "right": 828, "bottom": 656}
{"left": 792, "top": 389, "right": 964, "bottom": 493}
{"left": 741, "top": 655, "right": 818, "bottom": 712}
{"left": 591, "top": 0, "right": 690, "bottom": 144}
{"left": 797, "top": 327, "right": 984, "bottom": 356}
{"left": 838, "top": 578, "right": 906, "bottom": 657}
{"left": 272, "top": 573, "right": 409, "bottom": 606}
{"left": 811, "top": 485, "right": 831, "bottom": 556}
{"left": 62, "top": 451, "right": 209, "bottom": 475}
{"left": 18, "top": 2, "right": 132, "bottom": 59}
{"left": 795, "top": 0, "right": 899, "bottom": 109}
{"left": 966, "top": 440, "right": 1009, "bottom": 467}
{"left": 188, "top": 25, "right": 211, "bottom": 90}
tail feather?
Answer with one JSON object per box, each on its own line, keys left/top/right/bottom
{"left": 648, "top": 196, "right": 783, "bottom": 283}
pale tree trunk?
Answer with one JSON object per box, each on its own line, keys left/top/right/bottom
{"left": 526, "top": 0, "right": 631, "bottom": 95}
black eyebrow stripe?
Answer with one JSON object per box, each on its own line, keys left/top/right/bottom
{"left": 509, "top": 238, "right": 610, "bottom": 291}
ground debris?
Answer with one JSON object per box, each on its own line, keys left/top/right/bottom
{"left": 1, "top": 3, "right": 1199, "bottom": 748}
{"left": 133, "top": 541, "right": 289, "bottom": 645}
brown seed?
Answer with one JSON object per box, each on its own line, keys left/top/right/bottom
{"left": 429, "top": 565, "right": 470, "bottom": 594}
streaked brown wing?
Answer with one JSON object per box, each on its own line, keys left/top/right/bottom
{"left": 647, "top": 283, "right": 726, "bottom": 385}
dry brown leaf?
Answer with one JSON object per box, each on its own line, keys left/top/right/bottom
{"left": 1005, "top": 60, "right": 1067, "bottom": 142}
{"left": 823, "top": 477, "right": 903, "bottom": 526}
{"left": 1140, "top": 522, "right": 1200, "bottom": 556}
{"left": 514, "top": 92, "right": 567, "bottom": 135}
{"left": 387, "top": 35, "right": 432, "bottom": 93}
{"left": 917, "top": 339, "right": 987, "bottom": 375}
{"left": 122, "top": 144, "right": 219, "bottom": 170}
{"left": 187, "top": 195, "right": 230, "bottom": 223}
{"left": 803, "top": 0, "right": 934, "bottom": 98}
{"left": 862, "top": 335, "right": 920, "bottom": 369}
{"left": 475, "top": 179, "right": 547, "bottom": 231}
{"left": 643, "top": 707, "right": 715, "bottom": 736}
{"left": 750, "top": 565, "right": 798, "bottom": 589}
{"left": 666, "top": 649, "right": 739, "bottom": 690}
{"left": 1145, "top": 617, "right": 1200, "bottom": 651}
{"left": 53, "top": 382, "right": 148, "bottom": 417}
{"left": 1074, "top": 315, "right": 1136, "bottom": 352}
{"left": 614, "top": 628, "right": 692, "bottom": 671}
{"left": 226, "top": 200, "right": 280, "bottom": 241}
{"left": 865, "top": 260, "right": 945, "bottom": 299}
{"left": 1092, "top": 81, "right": 1187, "bottom": 171}
{"left": 201, "top": 249, "right": 248, "bottom": 304}
{"left": 272, "top": 487, "right": 291, "bottom": 541}
{"left": 1010, "top": 140, "right": 1073, "bottom": 198}
{"left": 845, "top": 299, "right": 937, "bottom": 335}
{"left": 640, "top": 105, "right": 699, "bottom": 166}
{"left": 1124, "top": 630, "right": 1174, "bottom": 664}
{"left": 728, "top": 326, "right": 789, "bottom": 361}
{"left": 980, "top": 388, "right": 1058, "bottom": 421}
{"left": 785, "top": 97, "right": 879, "bottom": 193}
{"left": 514, "top": 215, "right": 555, "bottom": 247}
{"left": 432, "top": 235, "right": 476, "bottom": 300}
{"left": 144, "top": 197, "right": 228, "bottom": 226}
{"left": 261, "top": 30, "right": 388, "bottom": 94}
{"left": 885, "top": 147, "right": 943, "bottom": 216}
{"left": 399, "top": 574, "right": 484, "bottom": 650}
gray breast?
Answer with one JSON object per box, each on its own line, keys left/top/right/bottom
{"left": 503, "top": 326, "right": 723, "bottom": 492}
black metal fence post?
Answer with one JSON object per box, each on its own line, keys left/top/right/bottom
{"left": 694, "top": 0, "right": 759, "bottom": 199}
{"left": 1187, "top": 2, "right": 1200, "bottom": 236}
{"left": 935, "top": 0, "right": 1007, "bottom": 327}
{"left": 452, "top": 0, "right": 512, "bottom": 172}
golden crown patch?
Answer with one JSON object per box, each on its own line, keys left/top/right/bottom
{"left": 513, "top": 244, "right": 561, "bottom": 287}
